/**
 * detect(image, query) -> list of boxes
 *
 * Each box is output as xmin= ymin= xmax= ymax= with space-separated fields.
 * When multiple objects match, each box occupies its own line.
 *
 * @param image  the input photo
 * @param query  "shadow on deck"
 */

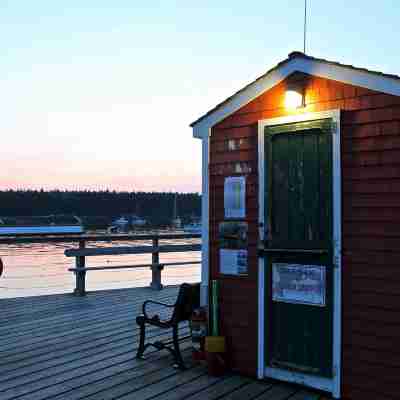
xmin=0 ymin=286 xmax=329 ymax=400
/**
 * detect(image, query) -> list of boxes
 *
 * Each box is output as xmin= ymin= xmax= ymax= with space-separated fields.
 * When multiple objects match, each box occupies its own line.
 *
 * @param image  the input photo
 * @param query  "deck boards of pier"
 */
xmin=0 ymin=286 xmax=327 ymax=400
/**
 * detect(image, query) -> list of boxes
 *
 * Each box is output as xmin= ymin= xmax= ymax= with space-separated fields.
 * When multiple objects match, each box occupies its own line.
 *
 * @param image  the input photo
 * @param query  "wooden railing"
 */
xmin=0 ymin=232 xmax=201 ymax=243
xmin=0 ymin=233 xmax=201 ymax=296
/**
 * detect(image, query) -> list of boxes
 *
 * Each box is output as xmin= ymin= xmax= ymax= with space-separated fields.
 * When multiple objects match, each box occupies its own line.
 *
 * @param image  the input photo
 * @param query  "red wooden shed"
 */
xmin=190 ymin=52 xmax=400 ymax=400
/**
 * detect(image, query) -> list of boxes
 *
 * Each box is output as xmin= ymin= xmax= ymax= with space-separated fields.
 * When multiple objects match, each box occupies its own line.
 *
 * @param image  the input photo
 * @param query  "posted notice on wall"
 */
xmin=272 ymin=263 xmax=326 ymax=307
xmin=224 ymin=176 xmax=246 ymax=219
xmin=219 ymin=249 xmax=248 ymax=275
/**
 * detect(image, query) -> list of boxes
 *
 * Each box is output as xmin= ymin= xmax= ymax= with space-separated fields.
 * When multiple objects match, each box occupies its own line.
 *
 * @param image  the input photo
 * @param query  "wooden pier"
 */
xmin=0 ymin=286 xmax=328 ymax=400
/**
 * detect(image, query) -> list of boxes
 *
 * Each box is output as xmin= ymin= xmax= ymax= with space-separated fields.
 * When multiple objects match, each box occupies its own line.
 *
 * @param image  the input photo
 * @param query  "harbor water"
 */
xmin=0 ymin=237 xmax=201 ymax=299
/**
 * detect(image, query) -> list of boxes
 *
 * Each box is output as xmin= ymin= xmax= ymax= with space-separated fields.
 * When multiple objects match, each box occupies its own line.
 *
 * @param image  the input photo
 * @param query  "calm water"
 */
xmin=0 ymin=238 xmax=201 ymax=299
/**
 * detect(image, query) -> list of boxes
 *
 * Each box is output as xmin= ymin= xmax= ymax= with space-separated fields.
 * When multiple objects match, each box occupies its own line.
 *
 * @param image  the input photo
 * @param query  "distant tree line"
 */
xmin=0 ymin=190 xmax=201 ymax=228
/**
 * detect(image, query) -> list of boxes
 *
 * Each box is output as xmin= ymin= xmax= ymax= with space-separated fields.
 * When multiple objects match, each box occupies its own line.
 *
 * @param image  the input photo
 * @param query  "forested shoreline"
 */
xmin=0 ymin=190 xmax=201 ymax=228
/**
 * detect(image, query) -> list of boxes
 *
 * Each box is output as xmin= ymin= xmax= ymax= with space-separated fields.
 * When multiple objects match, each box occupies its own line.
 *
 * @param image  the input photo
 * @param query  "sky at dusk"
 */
xmin=1 ymin=1 xmax=399 ymax=193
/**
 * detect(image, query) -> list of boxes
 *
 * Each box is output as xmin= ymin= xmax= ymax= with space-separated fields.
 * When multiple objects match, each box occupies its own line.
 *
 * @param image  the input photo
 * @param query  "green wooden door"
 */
xmin=264 ymin=119 xmax=333 ymax=377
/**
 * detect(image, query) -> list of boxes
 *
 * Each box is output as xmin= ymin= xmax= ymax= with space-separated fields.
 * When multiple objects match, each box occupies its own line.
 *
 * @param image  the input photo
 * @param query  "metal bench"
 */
xmin=136 ymin=282 xmax=200 ymax=369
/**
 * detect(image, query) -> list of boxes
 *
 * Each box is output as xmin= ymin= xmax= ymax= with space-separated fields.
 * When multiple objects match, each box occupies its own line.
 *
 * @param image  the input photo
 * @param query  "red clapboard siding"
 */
xmin=343 ymin=207 xmax=400 ymax=222
xmin=342 ymin=135 xmax=400 ymax=153
xmin=342 ymin=374 xmax=400 ymax=396
xmin=343 ymin=237 xmax=400 ymax=251
xmin=346 ymin=291 xmax=400 ymax=311
xmin=346 ymin=264 xmax=400 ymax=281
xmin=343 ymin=193 xmax=400 ymax=208
xmin=343 ymin=120 xmax=400 ymax=139
xmin=342 ymin=388 xmax=396 ymax=400
xmin=210 ymin=150 xmax=256 ymax=164
xmin=344 ymin=277 xmax=400 ymax=296
xmin=342 ymin=332 xmax=399 ymax=353
xmin=343 ymin=221 xmax=400 ymax=236
xmin=208 ymin=72 xmax=400 ymax=397
xmin=342 ymin=106 xmax=400 ymax=124
xmin=343 ymin=165 xmax=400 ymax=180
xmin=342 ymin=149 xmax=400 ymax=166
xmin=342 ymin=250 xmax=400 ymax=266
xmin=342 ymin=179 xmax=400 ymax=194
xmin=343 ymin=306 xmax=400 ymax=326
xmin=343 ymin=349 xmax=400 ymax=371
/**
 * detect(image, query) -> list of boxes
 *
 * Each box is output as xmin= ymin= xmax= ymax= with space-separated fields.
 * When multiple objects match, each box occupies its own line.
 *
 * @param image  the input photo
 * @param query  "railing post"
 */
xmin=74 ymin=239 xmax=86 ymax=296
xmin=150 ymin=236 xmax=163 ymax=290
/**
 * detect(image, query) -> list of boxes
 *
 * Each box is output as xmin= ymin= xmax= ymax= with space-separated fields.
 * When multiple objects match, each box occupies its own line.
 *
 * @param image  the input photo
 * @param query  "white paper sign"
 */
xmin=272 ymin=263 xmax=326 ymax=306
xmin=224 ymin=176 xmax=246 ymax=219
xmin=219 ymin=249 xmax=248 ymax=275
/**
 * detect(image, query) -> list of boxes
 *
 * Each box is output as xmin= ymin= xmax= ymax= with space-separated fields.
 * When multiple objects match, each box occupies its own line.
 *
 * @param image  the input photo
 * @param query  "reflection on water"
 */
xmin=0 ymin=239 xmax=201 ymax=299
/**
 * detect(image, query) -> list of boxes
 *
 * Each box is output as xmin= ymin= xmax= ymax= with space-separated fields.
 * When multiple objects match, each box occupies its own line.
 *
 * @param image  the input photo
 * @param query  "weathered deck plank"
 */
xmin=0 ymin=328 xmax=190 ymax=389
xmin=0 ymin=286 xmax=327 ymax=400
xmin=217 ymin=380 xmax=274 ymax=400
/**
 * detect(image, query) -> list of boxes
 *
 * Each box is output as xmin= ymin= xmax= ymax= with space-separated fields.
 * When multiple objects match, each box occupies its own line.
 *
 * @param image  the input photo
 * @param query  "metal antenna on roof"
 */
xmin=303 ymin=0 xmax=308 ymax=54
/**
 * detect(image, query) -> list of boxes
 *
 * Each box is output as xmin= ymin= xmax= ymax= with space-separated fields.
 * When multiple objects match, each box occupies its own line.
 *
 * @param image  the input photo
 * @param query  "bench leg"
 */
xmin=136 ymin=316 xmax=146 ymax=359
xmin=172 ymin=324 xmax=185 ymax=370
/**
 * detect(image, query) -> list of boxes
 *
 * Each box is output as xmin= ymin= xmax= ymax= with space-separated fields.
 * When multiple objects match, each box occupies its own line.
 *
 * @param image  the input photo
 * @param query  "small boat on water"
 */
xmin=108 ymin=216 xmax=129 ymax=233
xmin=0 ymin=215 xmax=84 ymax=235
xmin=108 ymin=215 xmax=147 ymax=233
xmin=131 ymin=215 xmax=147 ymax=227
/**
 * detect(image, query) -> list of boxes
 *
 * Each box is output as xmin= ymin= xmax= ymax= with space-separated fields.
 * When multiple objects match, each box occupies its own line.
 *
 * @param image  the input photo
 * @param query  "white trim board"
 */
xmin=257 ymin=258 xmax=265 ymax=379
xmin=200 ymin=133 xmax=210 ymax=307
xmin=257 ymin=118 xmax=266 ymax=379
xmin=192 ymin=55 xmax=400 ymax=139
xmin=257 ymin=110 xmax=342 ymax=399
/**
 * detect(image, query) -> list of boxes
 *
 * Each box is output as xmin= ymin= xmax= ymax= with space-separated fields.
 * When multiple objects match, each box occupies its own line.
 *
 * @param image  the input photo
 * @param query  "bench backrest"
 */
xmin=172 ymin=283 xmax=200 ymax=323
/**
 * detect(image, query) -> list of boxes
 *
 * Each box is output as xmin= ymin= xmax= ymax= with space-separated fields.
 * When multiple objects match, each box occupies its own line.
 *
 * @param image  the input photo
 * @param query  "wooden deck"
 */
xmin=0 ymin=286 xmax=328 ymax=400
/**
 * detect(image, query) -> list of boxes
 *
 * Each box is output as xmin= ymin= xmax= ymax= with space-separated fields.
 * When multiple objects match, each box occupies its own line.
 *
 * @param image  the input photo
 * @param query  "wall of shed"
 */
xmin=209 ymin=72 xmax=400 ymax=399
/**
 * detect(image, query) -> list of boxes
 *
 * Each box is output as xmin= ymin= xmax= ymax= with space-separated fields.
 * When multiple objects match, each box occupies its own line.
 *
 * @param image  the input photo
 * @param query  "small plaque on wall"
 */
xmin=272 ymin=263 xmax=326 ymax=307
xmin=224 ymin=176 xmax=246 ymax=219
xmin=219 ymin=249 xmax=248 ymax=275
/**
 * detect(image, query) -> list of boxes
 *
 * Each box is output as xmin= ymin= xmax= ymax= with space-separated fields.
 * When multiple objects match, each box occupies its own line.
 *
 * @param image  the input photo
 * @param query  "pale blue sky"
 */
xmin=1 ymin=1 xmax=399 ymax=192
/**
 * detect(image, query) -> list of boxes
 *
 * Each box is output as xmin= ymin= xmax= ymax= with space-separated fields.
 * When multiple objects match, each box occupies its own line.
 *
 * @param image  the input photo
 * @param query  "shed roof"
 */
xmin=191 ymin=52 xmax=400 ymax=138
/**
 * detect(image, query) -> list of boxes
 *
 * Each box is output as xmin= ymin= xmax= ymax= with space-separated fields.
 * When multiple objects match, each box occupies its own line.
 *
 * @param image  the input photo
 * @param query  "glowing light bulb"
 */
xmin=284 ymin=90 xmax=303 ymax=109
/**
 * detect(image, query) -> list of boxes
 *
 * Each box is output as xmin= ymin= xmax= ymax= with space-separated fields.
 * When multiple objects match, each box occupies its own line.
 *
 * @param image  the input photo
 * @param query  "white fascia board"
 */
xmin=301 ymin=57 xmax=400 ymax=98
xmin=192 ymin=57 xmax=400 ymax=139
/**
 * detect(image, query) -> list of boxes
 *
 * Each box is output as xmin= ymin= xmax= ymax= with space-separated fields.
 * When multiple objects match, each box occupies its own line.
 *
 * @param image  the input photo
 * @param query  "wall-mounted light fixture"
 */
xmin=284 ymin=80 xmax=305 ymax=109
